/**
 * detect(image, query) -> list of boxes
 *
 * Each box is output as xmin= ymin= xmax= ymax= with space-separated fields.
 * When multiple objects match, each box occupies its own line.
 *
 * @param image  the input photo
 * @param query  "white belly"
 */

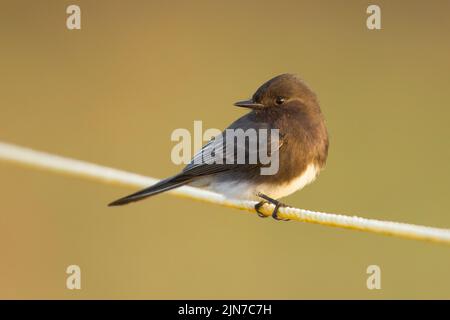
xmin=204 ymin=163 xmax=320 ymax=201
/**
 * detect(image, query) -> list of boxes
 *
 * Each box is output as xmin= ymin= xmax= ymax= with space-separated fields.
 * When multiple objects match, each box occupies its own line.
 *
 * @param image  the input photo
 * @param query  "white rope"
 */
xmin=1 ymin=141 xmax=449 ymax=245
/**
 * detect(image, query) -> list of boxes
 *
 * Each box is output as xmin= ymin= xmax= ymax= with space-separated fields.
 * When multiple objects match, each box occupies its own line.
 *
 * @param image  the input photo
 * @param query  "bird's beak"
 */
xmin=233 ymin=99 xmax=265 ymax=110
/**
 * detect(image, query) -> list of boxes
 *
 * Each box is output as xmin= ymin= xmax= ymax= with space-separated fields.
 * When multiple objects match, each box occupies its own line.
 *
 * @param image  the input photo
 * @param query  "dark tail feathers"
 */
xmin=108 ymin=175 xmax=191 ymax=206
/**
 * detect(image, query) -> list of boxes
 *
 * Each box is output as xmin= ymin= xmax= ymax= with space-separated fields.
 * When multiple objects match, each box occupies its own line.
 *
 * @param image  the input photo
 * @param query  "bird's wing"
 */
xmin=108 ymin=116 xmax=284 ymax=206
xmin=181 ymin=123 xmax=284 ymax=178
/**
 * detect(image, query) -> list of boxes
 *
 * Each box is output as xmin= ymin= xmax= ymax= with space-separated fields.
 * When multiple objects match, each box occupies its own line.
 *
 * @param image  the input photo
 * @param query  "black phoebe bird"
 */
xmin=109 ymin=74 xmax=329 ymax=220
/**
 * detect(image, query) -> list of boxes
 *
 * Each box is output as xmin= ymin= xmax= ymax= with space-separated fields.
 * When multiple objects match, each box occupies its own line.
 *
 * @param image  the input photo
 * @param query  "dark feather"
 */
xmin=108 ymin=175 xmax=191 ymax=206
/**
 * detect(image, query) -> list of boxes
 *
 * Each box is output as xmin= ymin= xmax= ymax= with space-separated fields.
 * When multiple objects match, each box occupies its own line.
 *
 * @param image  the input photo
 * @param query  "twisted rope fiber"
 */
xmin=1 ymin=142 xmax=450 ymax=245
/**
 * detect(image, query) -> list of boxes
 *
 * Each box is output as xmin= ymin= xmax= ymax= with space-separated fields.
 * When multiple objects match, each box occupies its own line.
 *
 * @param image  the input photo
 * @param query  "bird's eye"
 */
xmin=275 ymin=96 xmax=285 ymax=105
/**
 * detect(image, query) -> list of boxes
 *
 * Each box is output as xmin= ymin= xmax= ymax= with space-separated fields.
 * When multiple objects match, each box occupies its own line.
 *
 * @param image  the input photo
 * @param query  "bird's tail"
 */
xmin=108 ymin=174 xmax=191 ymax=206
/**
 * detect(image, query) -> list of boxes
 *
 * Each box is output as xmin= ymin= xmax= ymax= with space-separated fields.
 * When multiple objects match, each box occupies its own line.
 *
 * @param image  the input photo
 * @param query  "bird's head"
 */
xmin=234 ymin=73 xmax=320 ymax=113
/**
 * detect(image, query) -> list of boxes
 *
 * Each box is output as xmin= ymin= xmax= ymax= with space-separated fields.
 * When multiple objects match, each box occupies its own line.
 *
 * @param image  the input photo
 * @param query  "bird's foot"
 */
xmin=256 ymin=193 xmax=290 ymax=221
xmin=254 ymin=200 xmax=269 ymax=218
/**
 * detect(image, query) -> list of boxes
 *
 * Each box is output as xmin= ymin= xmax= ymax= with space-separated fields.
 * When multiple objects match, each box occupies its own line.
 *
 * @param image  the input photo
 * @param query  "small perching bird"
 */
xmin=109 ymin=74 xmax=329 ymax=220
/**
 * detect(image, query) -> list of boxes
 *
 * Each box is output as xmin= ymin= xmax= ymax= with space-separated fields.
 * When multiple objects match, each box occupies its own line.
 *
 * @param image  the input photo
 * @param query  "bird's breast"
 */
xmin=257 ymin=162 xmax=320 ymax=199
xmin=203 ymin=162 xmax=320 ymax=201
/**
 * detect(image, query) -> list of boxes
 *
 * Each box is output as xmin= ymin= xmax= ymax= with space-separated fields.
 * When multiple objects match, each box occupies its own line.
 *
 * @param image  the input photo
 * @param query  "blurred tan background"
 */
xmin=0 ymin=0 xmax=449 ymax=299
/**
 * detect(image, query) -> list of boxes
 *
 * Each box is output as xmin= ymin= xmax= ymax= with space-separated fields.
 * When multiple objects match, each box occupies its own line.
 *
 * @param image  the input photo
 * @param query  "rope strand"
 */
xmin=1 ymin=142 xmax=449 ymax=245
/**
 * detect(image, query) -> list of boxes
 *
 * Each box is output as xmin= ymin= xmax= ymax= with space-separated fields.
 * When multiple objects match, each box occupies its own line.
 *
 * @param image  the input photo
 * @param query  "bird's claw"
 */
xmin=255 ymin=193 xmax=290 ymax=221
xmin=254 ymin=201 xmax=269 ymax=218
xmin=271 ymin=201 xmax=289 ymax=221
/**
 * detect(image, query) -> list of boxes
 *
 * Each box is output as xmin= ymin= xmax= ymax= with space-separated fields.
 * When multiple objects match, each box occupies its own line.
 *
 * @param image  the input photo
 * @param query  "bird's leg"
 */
xmin=256 ymin=192 xmax=290 ymax=221
xmin=254 ymin=200 xmax=269 ymax=218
